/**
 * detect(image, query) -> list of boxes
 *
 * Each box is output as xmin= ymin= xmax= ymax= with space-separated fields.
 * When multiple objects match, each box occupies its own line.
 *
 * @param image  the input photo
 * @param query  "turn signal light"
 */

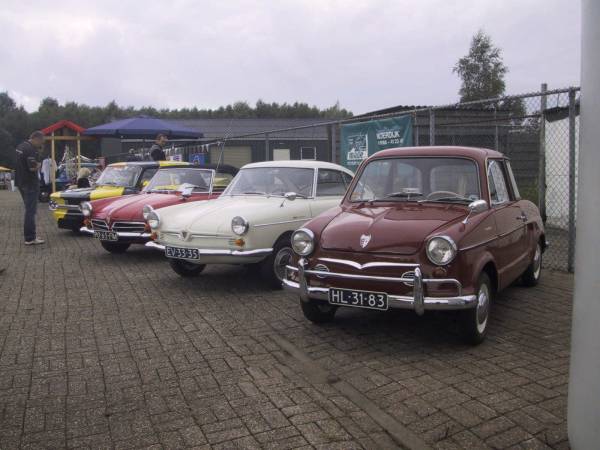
xmin=234 ymin=238 xmax=245 ymax=247
xmin=151 ymin=232 xmax=158 ymax=240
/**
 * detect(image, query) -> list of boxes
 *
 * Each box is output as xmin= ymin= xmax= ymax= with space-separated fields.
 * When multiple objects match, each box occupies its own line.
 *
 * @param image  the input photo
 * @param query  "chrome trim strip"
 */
xmin=459 ymin=235 xmax=498 ymax=252
xmin=317 ymin=258 xmax=418 ymax=270
xmin=56 ymin=204 xmax=81 ymax=211
xmin=254 ymin=218 xmax=311 ymax=228
xmin=79 ymin=227 xmax=94 ymax=235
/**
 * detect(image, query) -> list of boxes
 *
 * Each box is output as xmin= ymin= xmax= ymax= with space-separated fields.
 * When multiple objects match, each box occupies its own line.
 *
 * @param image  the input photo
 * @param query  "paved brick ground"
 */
xmin=0 ymin=191 xmax=573 ymax=449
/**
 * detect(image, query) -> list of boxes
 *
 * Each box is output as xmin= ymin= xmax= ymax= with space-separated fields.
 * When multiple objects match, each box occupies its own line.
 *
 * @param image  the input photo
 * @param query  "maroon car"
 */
xmin=80 ymin=164 xmax=238 ymax=253
xmin=284 ymin=146 xmax=545 ymax=344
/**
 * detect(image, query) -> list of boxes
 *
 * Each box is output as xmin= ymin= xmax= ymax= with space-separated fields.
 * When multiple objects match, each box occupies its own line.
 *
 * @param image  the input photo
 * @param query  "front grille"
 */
xmin=91 ymin=219 xmax=109 ymax=230
xmin=112 ymin=222 xmax=146 ymax=233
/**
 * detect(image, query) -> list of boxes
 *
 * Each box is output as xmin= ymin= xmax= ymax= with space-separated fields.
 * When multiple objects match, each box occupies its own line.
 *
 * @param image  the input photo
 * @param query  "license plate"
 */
xmin=165 ymin=246 xmax=200 ymax=260
xmin=328 ymin=288 xmax=388 ymax=311
xmin=94 ymin=230 xmax=118 ymax=241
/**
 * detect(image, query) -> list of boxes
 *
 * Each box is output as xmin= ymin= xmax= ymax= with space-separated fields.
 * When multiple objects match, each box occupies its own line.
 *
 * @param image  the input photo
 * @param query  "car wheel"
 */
xmin=300 ymin=300 xmax=338 ymax=324
xmin=460 ymin=273 xmax=492 ymax=345
xmin=260 ymin=238 xmax=293 ymax=289
xmin=71 ymin=225 xmax=81 ymax=234
xmin=100 ymin=241 xmax=131 ymax=253
xmin=168 ymin=258 xmax=205 ymax=277
xmin=521 ymin=242 xmax=542 ymax=287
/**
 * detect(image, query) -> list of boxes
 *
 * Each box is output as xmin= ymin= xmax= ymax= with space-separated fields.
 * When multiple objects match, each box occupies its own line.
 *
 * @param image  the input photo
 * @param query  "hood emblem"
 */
xmin=179 ymin=231 xmax=190 ymax=241
xmin=359 ymin=234 xmax=371 ymax=248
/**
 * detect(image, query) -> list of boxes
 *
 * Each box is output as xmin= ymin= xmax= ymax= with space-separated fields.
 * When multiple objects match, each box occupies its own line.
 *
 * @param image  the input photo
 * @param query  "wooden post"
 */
xmin=51 ymin=132 xmax=56 ymax=193
xmin=77 ymin=132 xmax=82 ymax=174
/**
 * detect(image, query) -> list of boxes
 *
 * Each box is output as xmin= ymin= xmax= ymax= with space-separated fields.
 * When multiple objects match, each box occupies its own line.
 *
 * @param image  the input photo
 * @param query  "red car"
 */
xmin=284 ymin=146 xmax=545 ymax=344
xmin=80 ymin=164 xmax=238 ymax=253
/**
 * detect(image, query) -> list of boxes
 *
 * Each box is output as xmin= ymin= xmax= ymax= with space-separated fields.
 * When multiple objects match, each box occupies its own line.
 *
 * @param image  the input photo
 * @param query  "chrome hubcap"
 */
xmin=533 ymin=244 xmax=542 ymax=279
xmin=274 ymin=247 xmax=293 ymax=282
xmin=476 ymin=284 xmax=490 ymax=334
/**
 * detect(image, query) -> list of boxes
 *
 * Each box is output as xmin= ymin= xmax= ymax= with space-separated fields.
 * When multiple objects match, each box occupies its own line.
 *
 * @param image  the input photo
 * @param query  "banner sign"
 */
xmin=340 ymin=115 xmax=413 ymax=170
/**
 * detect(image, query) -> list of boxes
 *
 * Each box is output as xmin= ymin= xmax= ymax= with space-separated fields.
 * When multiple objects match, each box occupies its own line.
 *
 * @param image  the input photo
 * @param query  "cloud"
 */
xmin=0 ymin=0 xmax=580 ymax=113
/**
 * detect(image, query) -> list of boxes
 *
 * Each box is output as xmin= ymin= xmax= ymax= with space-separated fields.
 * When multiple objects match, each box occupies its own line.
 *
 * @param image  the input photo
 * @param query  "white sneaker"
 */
xmin=24 ymin=238 xmax=45 ymax=245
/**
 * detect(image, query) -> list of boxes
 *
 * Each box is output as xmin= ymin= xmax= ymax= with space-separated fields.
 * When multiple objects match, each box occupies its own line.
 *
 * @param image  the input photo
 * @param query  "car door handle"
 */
xmin=516 ymin=213 xmax=527 ymax=222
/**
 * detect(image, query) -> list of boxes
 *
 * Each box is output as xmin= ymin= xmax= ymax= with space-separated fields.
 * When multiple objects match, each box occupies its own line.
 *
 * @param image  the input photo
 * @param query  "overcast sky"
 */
xmin=0 ymin=0 xmax=580 ymax=114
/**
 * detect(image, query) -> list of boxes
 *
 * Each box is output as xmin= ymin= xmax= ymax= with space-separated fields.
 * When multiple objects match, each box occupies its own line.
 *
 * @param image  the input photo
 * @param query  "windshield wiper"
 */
xmin=371 ymin=191 xmax=423 ymax=202
xmin=242 ymin=191 xmax=267 ymax=195
xmin=419 ymin=196 xmax=472 ymax=203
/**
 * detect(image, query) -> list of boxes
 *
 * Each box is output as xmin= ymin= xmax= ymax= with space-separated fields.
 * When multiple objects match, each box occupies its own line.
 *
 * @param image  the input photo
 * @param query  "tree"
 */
xmin=453 ymin=30 xmax=508 ymax=102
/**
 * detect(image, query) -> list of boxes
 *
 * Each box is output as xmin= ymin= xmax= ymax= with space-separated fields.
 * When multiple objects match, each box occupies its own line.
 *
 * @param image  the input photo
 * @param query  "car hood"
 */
xmin=320 ymin=203 xmax=467 ymax=255
xmin=159 ymin=195 xmax=306 ymax=235
xmin=51 ymin=185 xmax=127 ymax=202
xmin=93 ymin=192 xmax=211 ymax=222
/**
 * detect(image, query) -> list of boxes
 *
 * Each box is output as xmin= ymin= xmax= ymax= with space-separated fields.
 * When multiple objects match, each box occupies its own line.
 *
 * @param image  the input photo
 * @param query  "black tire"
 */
xmin=459 ymin=273 xmax=493 ymax=345
xmin=300 ymin=300 xmax=338 ymax=324
xmin=71 ymin=225 xmax=81 ymax=234
xmin=260 ymin=237 xmax=293 ymax=289
xmin=169 ymin=258 xmax=205 ymax=277
xmin=521 ymin=242 xmax=542 ymax=287
xmin=100 ymin=241 xmax=131 ymax=253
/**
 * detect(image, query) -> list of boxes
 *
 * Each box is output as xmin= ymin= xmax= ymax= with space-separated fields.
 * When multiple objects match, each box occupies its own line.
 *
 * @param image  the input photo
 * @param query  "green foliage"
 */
xmin=453 ymin=30 xmax=508 ymax=102
xmin=0 ymin=93 xmax=353 ymax=168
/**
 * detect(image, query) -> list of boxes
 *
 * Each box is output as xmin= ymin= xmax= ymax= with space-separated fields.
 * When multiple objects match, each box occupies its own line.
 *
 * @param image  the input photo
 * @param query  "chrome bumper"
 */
xmin=145 ymin=241 xmax=273 ymax=257
xmin=80 ymin=227 xmax=151 ymax=239
xmin=283 ymin=259 xmax=477 ymax=315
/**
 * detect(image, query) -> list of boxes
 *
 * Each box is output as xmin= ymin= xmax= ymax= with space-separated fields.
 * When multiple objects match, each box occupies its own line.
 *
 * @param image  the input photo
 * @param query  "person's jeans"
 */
xmin=18 ymin=186 xmax=39 ymax=242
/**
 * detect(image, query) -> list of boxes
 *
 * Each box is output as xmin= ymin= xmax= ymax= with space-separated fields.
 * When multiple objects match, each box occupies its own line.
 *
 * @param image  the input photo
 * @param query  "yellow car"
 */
xmin=49 ymin=160 xmax=188 ymax=231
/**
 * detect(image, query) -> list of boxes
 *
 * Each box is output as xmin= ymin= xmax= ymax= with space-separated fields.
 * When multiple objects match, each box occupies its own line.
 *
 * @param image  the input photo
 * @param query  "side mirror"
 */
xmin=284 ymin=192 xmax=297 ymax=201
xmin=463 ymin=199 xmax=488 ymax=224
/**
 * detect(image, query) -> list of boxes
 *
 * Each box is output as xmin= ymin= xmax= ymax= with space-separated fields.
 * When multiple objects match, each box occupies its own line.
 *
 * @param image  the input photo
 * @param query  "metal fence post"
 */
xmin=429 ymin=109 xmax=435 ymax=146
xmin=413 ymin=112 xmax=419 ymax=146
xmin=494 ymin=107 xmax=499 ymax=151
xmin=330 ymin=123 xmax=337 ymax=163
xmin=265 ymin=133 xmax=269 ymax=161
xmin=539 ymin=83 xmax=548 ymax=222
xmin=568 ymin=88 xmax=577 ymax=272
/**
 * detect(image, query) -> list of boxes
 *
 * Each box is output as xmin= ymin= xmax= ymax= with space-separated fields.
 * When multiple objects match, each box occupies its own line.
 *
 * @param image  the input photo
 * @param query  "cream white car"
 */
xmin=145 ymin=160 xmax=354 ymax=286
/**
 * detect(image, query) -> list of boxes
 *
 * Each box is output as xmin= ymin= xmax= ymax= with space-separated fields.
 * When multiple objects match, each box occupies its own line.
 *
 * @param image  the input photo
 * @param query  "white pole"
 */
xmin=568 ymin=1 xmax=600 ymax=447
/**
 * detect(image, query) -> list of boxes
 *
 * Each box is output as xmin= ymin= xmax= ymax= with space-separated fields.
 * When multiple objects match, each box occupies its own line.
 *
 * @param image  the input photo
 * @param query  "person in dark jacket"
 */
xmin=150 ymin=134 xmax=168 ymax=161
xmin=15 ymin=131 xmax=45 ymax=245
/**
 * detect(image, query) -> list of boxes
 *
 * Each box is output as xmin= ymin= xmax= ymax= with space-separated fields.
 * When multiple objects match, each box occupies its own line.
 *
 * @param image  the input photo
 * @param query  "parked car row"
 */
xmin=50 ymin=146 xmax=546 ymax=345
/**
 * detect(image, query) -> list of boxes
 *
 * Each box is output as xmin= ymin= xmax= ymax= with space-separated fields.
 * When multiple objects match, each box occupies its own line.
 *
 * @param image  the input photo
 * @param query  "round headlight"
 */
xmin=292 ymin=228 xmax=315 ymax=256
xmin=80 ymin=201 xmax=92 ymax=217
xmin=231 ymin=216 xmax=249 ymax=235
xmin=146 ymin=210 xmax=161 ymax=230
xmin=142 ymin=204 xmax=153 ymax=220
xmin=426 ymin=236 xmax=457 ymax=266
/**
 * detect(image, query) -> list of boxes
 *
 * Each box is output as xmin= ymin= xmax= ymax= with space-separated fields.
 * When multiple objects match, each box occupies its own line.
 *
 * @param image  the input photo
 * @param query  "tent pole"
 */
xmin=51 ymin=132 xmax=56 ymax=193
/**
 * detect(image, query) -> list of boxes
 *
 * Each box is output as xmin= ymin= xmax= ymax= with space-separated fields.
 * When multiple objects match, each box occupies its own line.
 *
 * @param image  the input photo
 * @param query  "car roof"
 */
xmin=108 ymin=161 xmax=190 ymax=168
xmin=242 ymin=159 xmax=354 ymax=174
xmin=371 ymin=146 xmax=505 ymax=162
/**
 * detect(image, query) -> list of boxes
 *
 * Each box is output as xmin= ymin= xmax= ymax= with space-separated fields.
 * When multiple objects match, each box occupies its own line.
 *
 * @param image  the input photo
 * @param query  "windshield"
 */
xmin=223 ymin=167 xmax=314 ymax=197
xmin=144 ymin=168 xmax=213 ymax=193
xmin=350 ymin=157 xmax=481 ymax=203
xmin=95 ymin=165 xmax=142 ymax=187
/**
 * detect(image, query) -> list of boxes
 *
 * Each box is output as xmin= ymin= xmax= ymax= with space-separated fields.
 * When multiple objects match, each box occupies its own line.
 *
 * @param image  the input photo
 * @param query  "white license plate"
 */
xmin=165 ymin=246 xmax=200 ymax=260
xmin=94 ymin=230 xmax=118 ymax=241
xmin=328 ymin=288 xmax=388 ymax=311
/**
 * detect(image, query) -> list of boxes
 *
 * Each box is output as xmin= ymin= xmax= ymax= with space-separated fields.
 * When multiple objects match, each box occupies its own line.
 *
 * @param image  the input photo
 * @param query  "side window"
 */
xmin=341 ymin=172 xmax=353 ymax=188
xmin=317 ymin=169 xmax=347 ymax=196
xmin=505 ymin=161 xmax=521 ymax=200
xmin=139 ymin=168 xmax=157 ymax=187
xmin=487 ymin=160 xmax=510 ymax=205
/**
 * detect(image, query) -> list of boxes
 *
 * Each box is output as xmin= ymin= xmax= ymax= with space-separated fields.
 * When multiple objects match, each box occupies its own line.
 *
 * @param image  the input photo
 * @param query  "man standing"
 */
xmin=150 ymin=133 xmax=168 ymax=161
xmin=15 ymin=131 xmax=45 ymax=245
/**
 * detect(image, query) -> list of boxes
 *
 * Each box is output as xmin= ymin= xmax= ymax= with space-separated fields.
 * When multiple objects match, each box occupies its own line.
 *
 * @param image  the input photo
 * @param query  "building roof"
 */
xmin=41 ymin=120 xmax=86 ymax=135
xmin=174 ymin=118 xmax=330 ymax=140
